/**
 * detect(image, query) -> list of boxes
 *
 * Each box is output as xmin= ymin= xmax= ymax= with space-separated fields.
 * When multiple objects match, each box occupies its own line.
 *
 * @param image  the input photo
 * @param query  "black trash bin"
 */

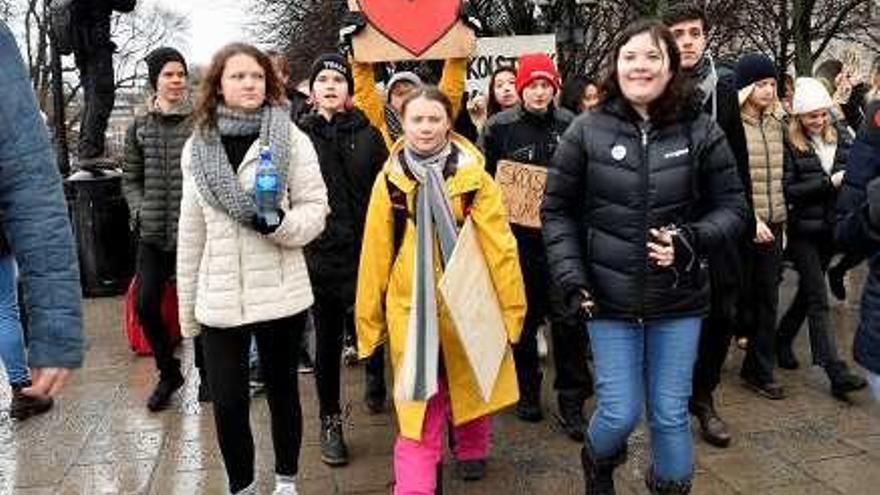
xmin=65 ymin=167 xmax=134 ymax=297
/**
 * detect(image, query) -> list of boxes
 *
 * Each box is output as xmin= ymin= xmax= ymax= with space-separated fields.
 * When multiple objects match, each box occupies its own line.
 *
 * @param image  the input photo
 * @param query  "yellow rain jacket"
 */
xmin=355 ymin=134 xmax=526 ymax=441
xmin=353 ymin=58 xmax=467 ymax=149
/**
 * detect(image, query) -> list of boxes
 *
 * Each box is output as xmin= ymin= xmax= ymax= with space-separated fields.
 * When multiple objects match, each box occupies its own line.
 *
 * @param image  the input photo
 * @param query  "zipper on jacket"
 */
xmin=759 ymin=116 xmax=774 ymax=222
xmin=639 ymin=125 xmax=650 ymax=319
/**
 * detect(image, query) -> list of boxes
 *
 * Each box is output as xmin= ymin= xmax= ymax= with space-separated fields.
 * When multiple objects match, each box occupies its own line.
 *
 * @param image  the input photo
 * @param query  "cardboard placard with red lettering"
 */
xmin=348 ymin=0 xmax=476 ymax=62
xmin=494 ymin=160 xmax=547 ymax=229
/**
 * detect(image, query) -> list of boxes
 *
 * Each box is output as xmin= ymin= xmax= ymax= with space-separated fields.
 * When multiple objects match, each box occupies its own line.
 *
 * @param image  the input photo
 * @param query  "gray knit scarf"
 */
xmin=396 ymin=141 xmax=458 ymax=402
xmin=190 ymin=104 xmax=291 ymax=227
xmin=691 ymin=53 xmax=719 ymax=121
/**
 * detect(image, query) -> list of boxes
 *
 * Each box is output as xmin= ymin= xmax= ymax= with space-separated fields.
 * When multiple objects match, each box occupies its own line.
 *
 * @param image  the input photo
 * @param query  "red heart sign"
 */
xmin=358 ymin=0 xmax=461 ymax=56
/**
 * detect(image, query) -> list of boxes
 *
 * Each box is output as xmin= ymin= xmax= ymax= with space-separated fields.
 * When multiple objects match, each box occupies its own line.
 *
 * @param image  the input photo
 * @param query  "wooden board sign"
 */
xmin=494 ymin=160 xmax=547 ymax=229
xmin=348 ymin=0 xmax=476 ymax=62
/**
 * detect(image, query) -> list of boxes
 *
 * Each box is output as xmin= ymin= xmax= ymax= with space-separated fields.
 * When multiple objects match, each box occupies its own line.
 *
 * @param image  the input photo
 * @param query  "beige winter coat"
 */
xmin=742 ymin=105 xmax=787 ymax=224
xmin=176 ymin=124 xmax=329 ymax=337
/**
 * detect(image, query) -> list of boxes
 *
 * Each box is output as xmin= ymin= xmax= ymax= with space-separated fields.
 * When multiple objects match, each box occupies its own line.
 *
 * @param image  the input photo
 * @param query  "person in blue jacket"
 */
xmin=0 ymin=20 xmax=84 ymax=398
xmin=835 ymin=100 xmax=880 ymax=400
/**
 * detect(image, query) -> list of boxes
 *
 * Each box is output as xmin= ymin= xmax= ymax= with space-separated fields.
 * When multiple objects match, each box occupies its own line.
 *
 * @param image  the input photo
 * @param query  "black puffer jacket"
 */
xmin=122 ymin=101 xmax=192 ymax=251
xmin=784 ymin=125 xmax=853 ymax=235
xmin=541 ymin=97 xmax=748 ymax=320
xmin=299 ymin=108 xmax=387 ymax=301
xmin=479 ymin=104 xmax=575 ymax=176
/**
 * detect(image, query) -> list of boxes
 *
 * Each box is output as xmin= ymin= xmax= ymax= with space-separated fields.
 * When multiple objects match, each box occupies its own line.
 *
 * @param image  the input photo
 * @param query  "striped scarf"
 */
xmin=396 ymin=141 xmax=458 ymax=402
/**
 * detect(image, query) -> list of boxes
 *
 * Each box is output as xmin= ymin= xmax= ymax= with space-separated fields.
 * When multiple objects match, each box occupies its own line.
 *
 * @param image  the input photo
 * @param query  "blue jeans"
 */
xmin=587 ymin=317 xmax=701 ymax=482
xmin=0 ymin=254 xmax=29 ymax=386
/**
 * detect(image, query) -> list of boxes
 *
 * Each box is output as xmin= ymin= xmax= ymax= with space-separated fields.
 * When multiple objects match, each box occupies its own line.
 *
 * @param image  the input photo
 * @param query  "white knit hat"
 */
xmin=792 ymin=77 xmax=834 ymax=115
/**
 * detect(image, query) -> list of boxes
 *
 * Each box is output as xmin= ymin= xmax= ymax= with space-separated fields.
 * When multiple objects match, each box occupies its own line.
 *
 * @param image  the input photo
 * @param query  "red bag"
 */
xmin=124 ymin=277 xmax=182 ymax=356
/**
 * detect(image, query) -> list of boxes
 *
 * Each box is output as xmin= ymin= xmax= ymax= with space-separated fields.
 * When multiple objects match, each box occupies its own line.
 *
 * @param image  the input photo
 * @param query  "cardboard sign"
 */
xmin=495 ymin=160 xmax=547 ymax=229
xmin=349 ymin=0 xmax=476 ymax=62
xmin=439 ymin=218 xmax=508 ymax=402
xmin=466 ymin=35 xmax=557 ymax=100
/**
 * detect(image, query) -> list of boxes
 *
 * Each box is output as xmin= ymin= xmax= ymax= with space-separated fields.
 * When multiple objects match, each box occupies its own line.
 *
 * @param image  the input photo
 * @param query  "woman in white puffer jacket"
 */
xmin=176 ymin=42 xmax=328 ymax=495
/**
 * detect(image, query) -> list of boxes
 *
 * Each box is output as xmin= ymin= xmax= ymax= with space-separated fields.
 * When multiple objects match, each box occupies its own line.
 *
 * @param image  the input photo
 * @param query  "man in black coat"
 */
xmin=54 ymin=0 xmax=137 ymax=163
xmin=664 ymin=3 xmax=750 ymax=449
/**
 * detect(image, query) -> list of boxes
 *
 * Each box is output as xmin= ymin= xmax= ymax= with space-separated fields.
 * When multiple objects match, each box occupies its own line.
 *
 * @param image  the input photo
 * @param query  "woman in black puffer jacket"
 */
xmin=541 ymin=20 xmax=747 ymax=495
xmin=776 ymin=77 xmax=867 ymax=398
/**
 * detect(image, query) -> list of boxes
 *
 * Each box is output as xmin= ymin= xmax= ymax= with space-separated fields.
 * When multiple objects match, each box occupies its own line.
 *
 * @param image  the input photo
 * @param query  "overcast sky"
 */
xmin=153 ymin=0 xmax=254 ymax=65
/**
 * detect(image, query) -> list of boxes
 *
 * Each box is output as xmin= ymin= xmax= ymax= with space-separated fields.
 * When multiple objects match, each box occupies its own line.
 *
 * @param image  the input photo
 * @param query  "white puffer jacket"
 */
xmin=176 ymin=124 xmax=329 ymax=337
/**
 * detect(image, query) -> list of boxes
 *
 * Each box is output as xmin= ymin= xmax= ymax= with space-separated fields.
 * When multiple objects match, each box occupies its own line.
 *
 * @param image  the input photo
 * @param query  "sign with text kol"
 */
xmin=466 ymin=35 xmax=557 ymax=99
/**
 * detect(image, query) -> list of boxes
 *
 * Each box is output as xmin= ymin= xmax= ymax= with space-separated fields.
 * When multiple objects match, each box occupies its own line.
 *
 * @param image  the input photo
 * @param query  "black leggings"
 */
xmin=135 ymin=242 xmax=179 ymax=380
xmin=313 ymin=292 xmax=351 ymax=417
xmin=201 ymin=313 xmax=305 ymax=493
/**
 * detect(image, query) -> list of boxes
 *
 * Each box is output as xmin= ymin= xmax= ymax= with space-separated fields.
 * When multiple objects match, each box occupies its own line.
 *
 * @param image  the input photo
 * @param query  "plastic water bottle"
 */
xmin=254 ymin=146 xmax=281 ymax=228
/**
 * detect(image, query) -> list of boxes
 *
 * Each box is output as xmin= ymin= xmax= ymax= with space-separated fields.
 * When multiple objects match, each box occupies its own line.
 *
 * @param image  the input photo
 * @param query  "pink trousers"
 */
xmin=393 ymin=380 xmax=492 ymax=495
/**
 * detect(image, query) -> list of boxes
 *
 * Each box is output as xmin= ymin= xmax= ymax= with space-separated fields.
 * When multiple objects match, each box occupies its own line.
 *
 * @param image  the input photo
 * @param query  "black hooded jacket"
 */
xmin=298 ymin=108 xmax=388 ymax=301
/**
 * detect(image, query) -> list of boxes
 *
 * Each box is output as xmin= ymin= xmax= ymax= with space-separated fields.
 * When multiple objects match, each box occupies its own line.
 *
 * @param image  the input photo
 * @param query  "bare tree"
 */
xmin=0 ymin=0 xmax=14 ymax=21
xmin=730 ymin=0 xmax=878 ymax=76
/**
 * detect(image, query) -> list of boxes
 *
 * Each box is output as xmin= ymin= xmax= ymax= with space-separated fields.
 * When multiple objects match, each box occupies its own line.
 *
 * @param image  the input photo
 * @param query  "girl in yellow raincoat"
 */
xmin=355 ymin=87 xmax=525 ymax=494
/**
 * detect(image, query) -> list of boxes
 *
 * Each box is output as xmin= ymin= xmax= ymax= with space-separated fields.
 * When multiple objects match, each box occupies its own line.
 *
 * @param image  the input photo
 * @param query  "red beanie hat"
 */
xmin=515 ymin=53 xmax=561 ymax=97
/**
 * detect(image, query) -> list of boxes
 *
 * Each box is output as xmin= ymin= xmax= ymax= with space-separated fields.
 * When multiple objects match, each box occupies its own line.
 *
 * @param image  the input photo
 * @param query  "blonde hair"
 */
xmin=788 ymin=113 xmax=837 ymax=153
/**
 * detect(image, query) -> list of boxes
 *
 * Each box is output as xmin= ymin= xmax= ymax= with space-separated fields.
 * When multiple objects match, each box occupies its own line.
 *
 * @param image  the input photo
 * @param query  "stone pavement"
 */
xmin=2 ymin=270 xmax=880 ymax=495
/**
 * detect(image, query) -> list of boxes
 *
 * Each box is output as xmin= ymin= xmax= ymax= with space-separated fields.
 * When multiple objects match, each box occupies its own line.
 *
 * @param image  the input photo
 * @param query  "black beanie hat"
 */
xmin=145 ymin=47 xmax=187 ymax=90
xmin=735 ymin=53 xmax=777 ymax=90
xmin=309 ymin=53 xmax=354 ymax=94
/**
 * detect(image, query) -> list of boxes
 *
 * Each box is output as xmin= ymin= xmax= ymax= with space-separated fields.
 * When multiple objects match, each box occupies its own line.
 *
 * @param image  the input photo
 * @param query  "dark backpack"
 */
xmin=385 ymin=176 xmax=476 ymax=258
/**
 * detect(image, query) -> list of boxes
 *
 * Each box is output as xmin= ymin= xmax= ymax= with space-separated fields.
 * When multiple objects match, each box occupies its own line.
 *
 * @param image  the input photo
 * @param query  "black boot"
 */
xmin=10 ymin=384 xmax=53 ymax=420
xmin=827 ymin=361 xmax=868 ymax=400
xmin=147 ymin=363 xmax=184 ymax=412
xmin=557 ymin=390 xmax=587 ymax=442
xmin=581 ymin=438 xmax=627 ymax=495
xmin=455 ymin=459 xmax=487 ymax=481
xmin=516 ymin=372 xmax=543 ymax=422
xmin=320 ymin=414 xmax=350 ymax=466
xmin=689 ymin=394 xmax=731 ymax=448
xmin=645 ymin=469 xmax=692 ymax=495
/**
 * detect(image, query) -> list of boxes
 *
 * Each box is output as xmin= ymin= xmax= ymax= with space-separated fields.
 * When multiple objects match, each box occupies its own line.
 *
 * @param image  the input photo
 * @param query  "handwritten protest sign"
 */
xmin=439 ymin=218 xmax=508 ymax=402
xmin=495 ymin=160 xmax=547 ymax=229
xmin=348 ymin=0 xmax=476 ymax=62
xmin=466 ymin=35 xmax=557 ymax=100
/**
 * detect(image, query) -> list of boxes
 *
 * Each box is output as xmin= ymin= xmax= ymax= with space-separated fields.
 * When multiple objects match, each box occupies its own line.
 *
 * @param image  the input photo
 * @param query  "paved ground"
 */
xmin=2 ymin=268 xmax=880 ymax=495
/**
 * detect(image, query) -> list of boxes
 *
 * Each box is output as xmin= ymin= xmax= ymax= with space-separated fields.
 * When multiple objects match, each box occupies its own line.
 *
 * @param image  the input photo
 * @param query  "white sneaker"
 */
xmin=272 ymin=475 xmax=299 ymax=495
xmin=233 ymin=481 xmax=257 ymax=495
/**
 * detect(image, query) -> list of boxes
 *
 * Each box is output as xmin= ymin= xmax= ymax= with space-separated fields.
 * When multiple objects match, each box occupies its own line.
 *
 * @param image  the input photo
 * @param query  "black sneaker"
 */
xmin=147 ymin=373 xmax=184 ymax=412
xmin=320 ymin=414 xmax=350 ymax=466
xmin=556 ymin=392 xmax=586 ymax=442
xmin=829 ymin=368 xmax=868 ymax=400
xmin=455 ymin=459 xmax=487 ymax=482
xmin=740 ymin=373 xmax=785 ymax=400
xmin=10 ymin=389 xmax=53 ymax=420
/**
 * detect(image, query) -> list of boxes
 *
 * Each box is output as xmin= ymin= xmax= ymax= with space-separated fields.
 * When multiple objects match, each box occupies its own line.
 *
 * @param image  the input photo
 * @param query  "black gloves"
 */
xmin=566 ymin=288 xmax=597 ymax=322
xmin=460 ymin=1 xmax=484 ymax=33
xmin=338 ymin=10 xmax=367 ymax=56
xmin=252 ymin=209 xmax=285 ymax=236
